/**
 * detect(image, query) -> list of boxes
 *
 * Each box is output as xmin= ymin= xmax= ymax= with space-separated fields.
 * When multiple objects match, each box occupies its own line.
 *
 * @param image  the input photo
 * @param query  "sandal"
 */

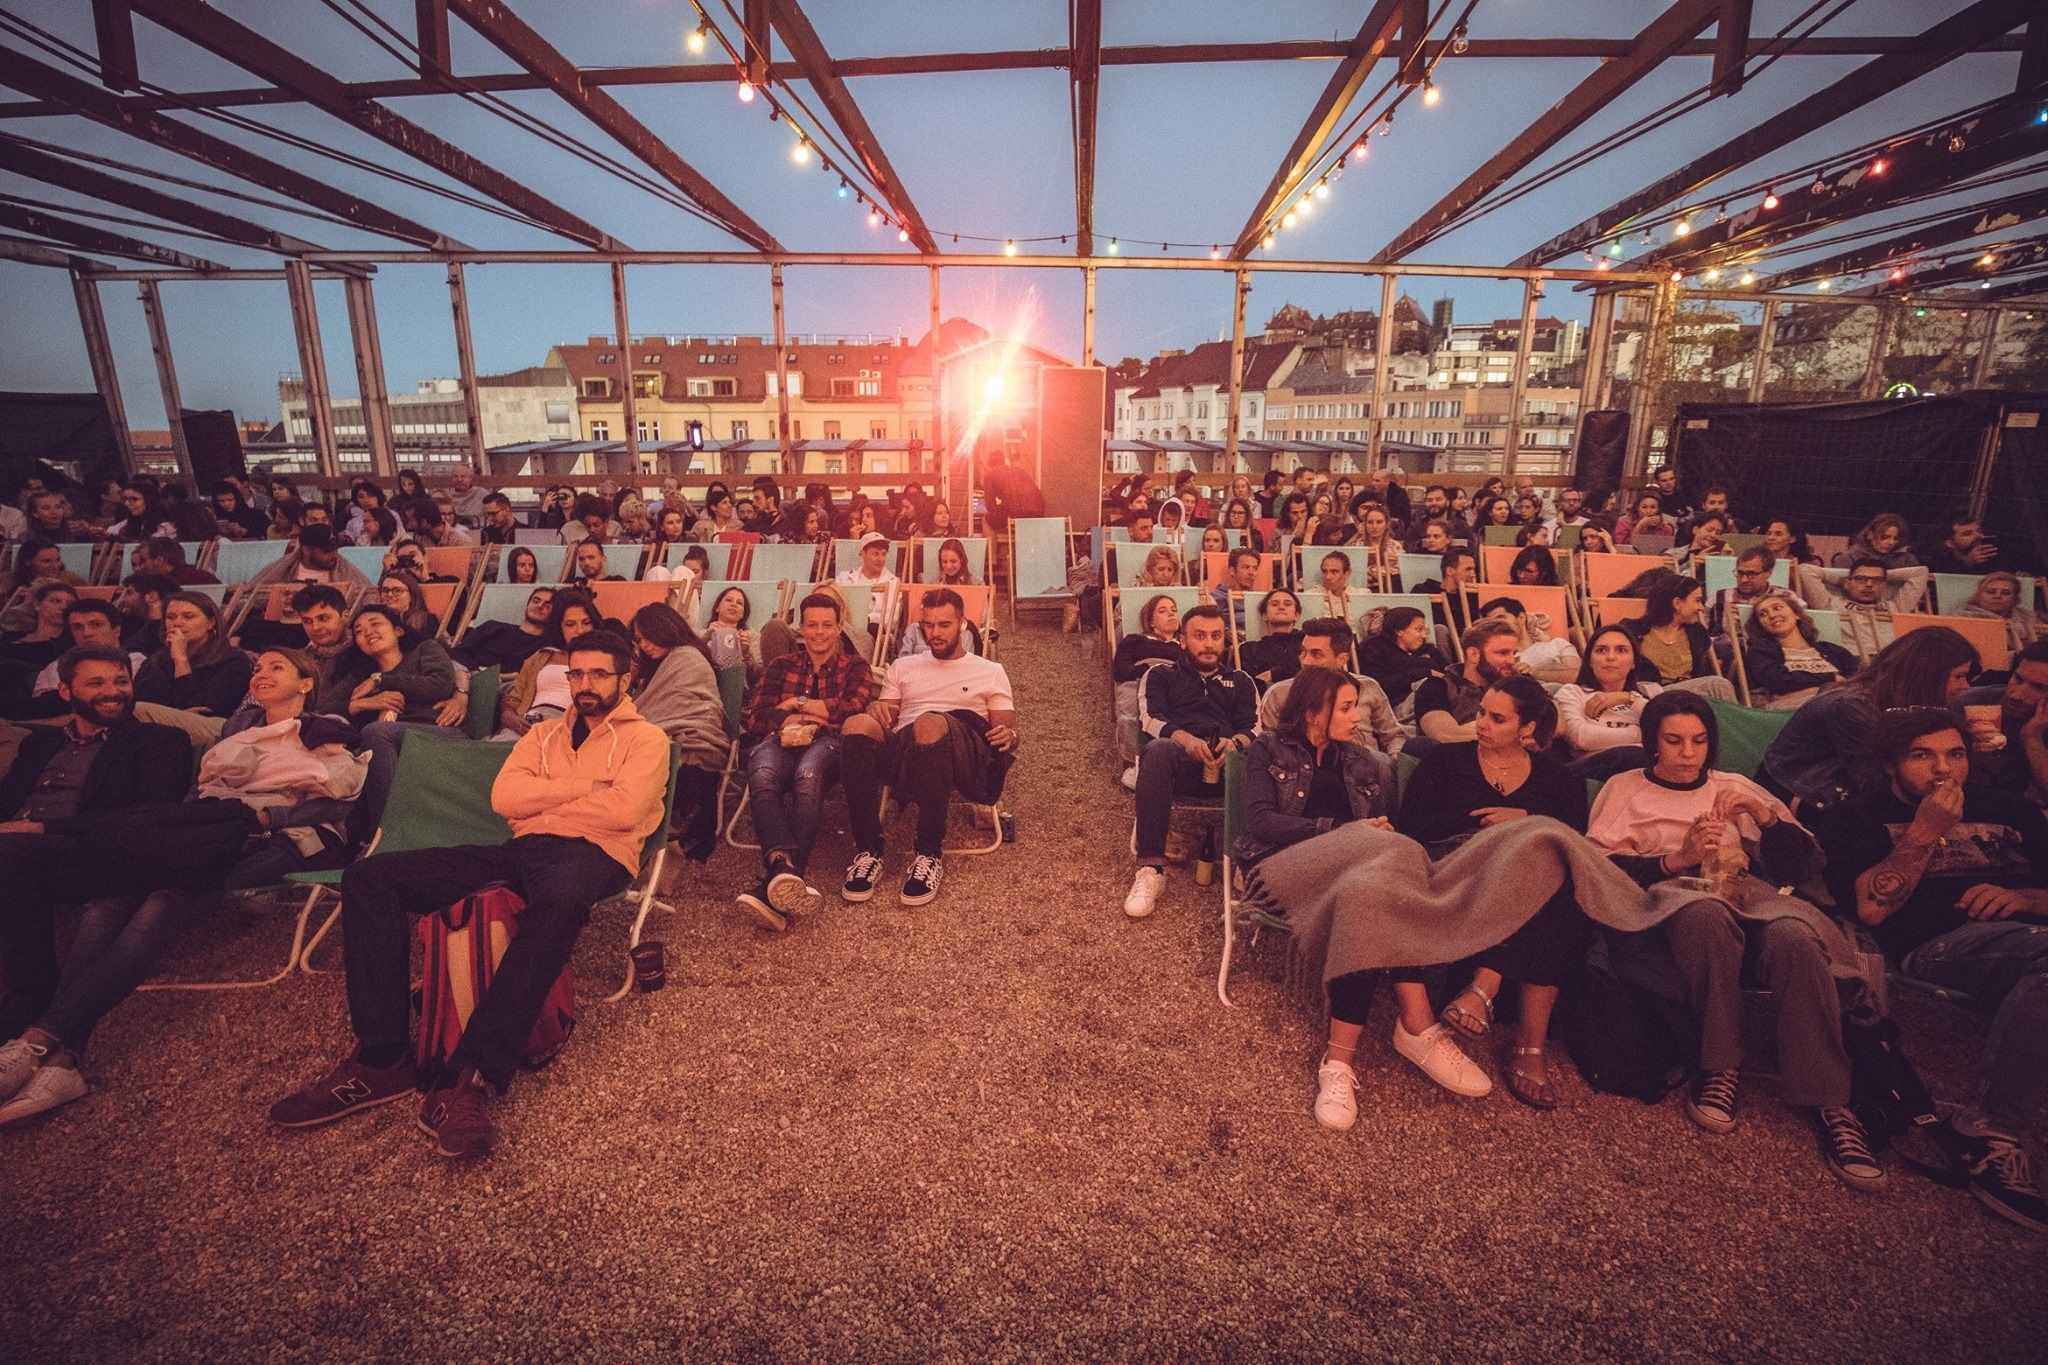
xmin=1504 ymin=1045 xmax=1559 ymax=1111
xmin=1439 ymin=981 xmax=1495 ymax=1039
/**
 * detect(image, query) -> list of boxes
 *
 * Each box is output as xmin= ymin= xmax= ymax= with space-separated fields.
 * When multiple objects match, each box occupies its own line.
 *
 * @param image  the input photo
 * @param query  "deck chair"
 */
xmin=749 ymin=541 xmax=825 ymax=585
xmin=715 ymin=530 xmax=763 ymax=578
xmin=1109 ymin=539 xmax=1180 ymax=588
xmin=586 ymin=579 xmax=677 ymax=626
xmin=1117 ymin=585 xmax=1204 ymax=640
xmin=1296 ymin=544 xmax=1381 ymax=596
xmin=424 ymin=545 xmax=483 ymax=587
xmin=1697 ymin=554 xmax=1790 ymax=598
xmin=1482 ymin=525 xmax=1521 ymax=547
xmin=1007 ymin=516 xmax=1074 ymax=619
xmin=906 ymin=536 xmax=990 ymax=584
xmin=1929 ymin=572 xmax=2039 ymax=615
xmin=684 ymin=579 xmax=788 ymax=633
xmin=1217 ymin=749 xmax=1289 ymax=1007
xmin=1706 ymin=701 xmax=1794 ymax=781
xmin=1581 ymin=551 xmax=1666 ymax=600
xmin=339 ymin=545 xmax=387 ymax=581
xmin=1200 ymin=551 xmax=1277 ymax=591
xmin=901 ymin=583 xmax=998 ymax=659
xmin=1481 ymin=544 xmax=1572 ymax=587
xmin=1593 ymin=596 xmax=1648 ymax=626
xmin=657 ymin=541 xmax=733 ymax=578
xmin=1230 ymin=589 xmax=1289 ymax=671
xmin=521 ymin=543 xmax=571 ymax=582
xmin=213 ymin=539 xmax=287 ymax=585
xmin=1397 ymin=552 xmax=1442 ymax=592
xmin=595 ymin=542 xmax=647 ymax=580
xmin=417 ymin=579 xmax=465 ymax=637
xmin=455 ymin=582 xmax=552 ymax=639
xmin=107 ymin=540 xmax=210 ymax=583
xmin=1890 ymin=612 xmax=2012 ymax=672
xmin=716 ymin=664 xmax=762 ymax=852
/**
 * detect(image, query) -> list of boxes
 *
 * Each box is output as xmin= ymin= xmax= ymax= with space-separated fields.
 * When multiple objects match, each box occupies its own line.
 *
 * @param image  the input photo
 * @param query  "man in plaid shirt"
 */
xmin=736 ymin=592 xmax=875 ymax=930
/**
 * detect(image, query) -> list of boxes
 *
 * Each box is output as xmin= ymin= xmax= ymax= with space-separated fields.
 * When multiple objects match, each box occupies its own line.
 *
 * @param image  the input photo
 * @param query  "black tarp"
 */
xmin=1668 ymin=391 xmax=2048 ymax=572
xmin=0 ymin=390 xmax=119 ymax=492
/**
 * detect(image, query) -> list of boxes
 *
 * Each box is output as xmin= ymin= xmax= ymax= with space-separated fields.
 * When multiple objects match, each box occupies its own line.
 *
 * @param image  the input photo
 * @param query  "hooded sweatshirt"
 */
xmin=491 ymin=694 xmax=670 ymax=876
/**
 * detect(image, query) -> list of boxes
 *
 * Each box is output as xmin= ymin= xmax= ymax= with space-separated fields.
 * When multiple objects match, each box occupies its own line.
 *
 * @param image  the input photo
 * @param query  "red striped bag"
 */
xmin=414 ymin=884 xmax=576 ymax=1087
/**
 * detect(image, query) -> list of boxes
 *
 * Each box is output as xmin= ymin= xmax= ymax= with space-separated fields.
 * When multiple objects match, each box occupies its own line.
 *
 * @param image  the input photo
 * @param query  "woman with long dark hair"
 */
xmin=376 ymin=569 xmax=438 ymax=638
xmin=1509 ymin=544 xmax=1560 ymax=587
xmin=628 ymin=601 xmax=727 ymax=860
xmin=1222 ymin=496 xmax=1265 ymax=554
xmin=133 ymin=590 xmax=252 ymax=720
xmin=497 ymin=591 xmax=598 ymax=737
xmin=1354 ymin=605 xmax=1447 ymax=713
xmin=210 ymin=480 xmax=268 ymax=540
xmin=1622 ymin=573 xmax=1715 ymax=684
xmin=1553 ymin=625 xmax=1664 ymax=777
xmin=108 ymin=481 xmax=177 ymax=543
xmin=503 ymin=546 xmax=542 ymax=586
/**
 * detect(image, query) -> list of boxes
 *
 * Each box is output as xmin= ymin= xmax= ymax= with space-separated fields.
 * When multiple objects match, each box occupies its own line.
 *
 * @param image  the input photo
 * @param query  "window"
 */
xmin=831 ymin=378 xmax=856 ymax=397
xmin=687 ymin=378 xmax=737 ymax=397
xmin=589 ymin=421 xmax=609 ymax=440
xmin=823 ymin=458 xmax=843 ymax=474
xmin=641 ymin=353 xmax=661 ymax=364
xmin=597 ymin=352 xmax=615 ymax=364
xmin=823 ymin=420 xmax=842 ymax=439
xmin=857 ymin=379 xmax=879 ymax=397
xmin=907 ymin=420 xmax=923 ymax=439
xmin=636 ymin=420 xmax=660 ymax=442
xmin=633 ymin=374 xmax=662 ymax=399
xmin=581 ymin=378 xmax=611 ymax=398
xmin=870 ymin=422 xmax=887 ymax=439
xmin=827 ymin=352 xmax=844 ymax=363
xmin=729 ymin=421 xmax=749 ymax=440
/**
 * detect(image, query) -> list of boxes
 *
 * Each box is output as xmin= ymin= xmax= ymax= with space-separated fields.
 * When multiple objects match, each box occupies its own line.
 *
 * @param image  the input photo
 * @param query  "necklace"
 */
xmin=1478 ymin=746 xmax=1525 ymax=794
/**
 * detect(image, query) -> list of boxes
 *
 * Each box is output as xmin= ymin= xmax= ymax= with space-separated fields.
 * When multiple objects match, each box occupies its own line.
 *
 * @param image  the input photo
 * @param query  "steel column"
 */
xmin=1082 ymin=265 xmax=1097 ymax=366
xmin=136 ymin=280 xmax=190 ymax=481
xmin=1624 ymin=284 xmax=1675 ymax=480
xmin=1224 ymin=269 xmax=1248 ymax=471
xmin=71 ymin=272 xmax=135 ymax=474
xmin=1972 ymin=307 xmax=2006 ymax=389
xmin=1861 ymin=302 xmax=1897 ymax=399
xmin=1369 ymin=272 xmax=1396 ymax=471
xmin=284 ymin=261 xmax=339 ymax=478
xmin=928 ymin=264 xmax=943 ymax=483
xmin=611 ymin=262 xmax=640 ymax=474
xmin=1502 ymin=278 xmax=1542 ymax=479
xmin=447 ymin=263 xmax=487 ymax=474
xmin=1580 ymin=290 xmax=1615 ymax=421
xmin=1748 ymin=298 xmax=1779 ymax=404
xmin=771 ymin=264 xmax=791 ymax=475
xmin=343 ymin=276 xmax=398 ymax=479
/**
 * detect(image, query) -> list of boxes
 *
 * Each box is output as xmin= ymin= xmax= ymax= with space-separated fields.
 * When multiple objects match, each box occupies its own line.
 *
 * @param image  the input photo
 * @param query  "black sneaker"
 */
xmin=735 ymin=883 xmax=788 ymax=933
xmin=841 ymin=851 xmax=883 ymax=903
xmin=1955 ymin=1125 xmax=2046 ymax=1233
xmin=269 ymin=1049 xmax=419 ymax=1130
xmin=417 ymin=1067 xmax=496 ymax=1160
xmin=765 ymin=868 xmax=819 ymax=919
xmin=1685 ymin=1068 xmax=1739 ymax=1135
xmin=899 ymin=853 xmax=943 ymax=907
xmin=1816 ymin=1107 xmax=1885 ymax=1191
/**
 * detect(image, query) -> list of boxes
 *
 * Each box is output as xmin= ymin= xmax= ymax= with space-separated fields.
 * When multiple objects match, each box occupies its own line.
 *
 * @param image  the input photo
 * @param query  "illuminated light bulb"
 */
xmin=1451 ymin=24 xmax=1470 ymax=54
xmin=1981 ymin=253 xmax=1997 ymax=267
xmin=1295 ymin=196 xmax=1312 ymax=219
xmin=1889 ymin=267 xmax=1906 ymax=282
xmin=1870 ymin=157 xmax=1888 ymax=175
xmin=1669 ymin=271 xmax=1683 ymax=283
xmin=1314 ymin=180 xmax=1331 ymax=200
xmin=1209 ymin=245 xmax=1220 ymax=260
xmin=1608 ymin=240 xmax=1624 ymax=257
xmin=1816 ymin=279 xmax=1831 ymax=291
xmin=1262 ymin=233 xmax=1276 ymax=251
xmin=1351 ymin=140 xmax=1368 ymax=163
xmin=897 ymin=228 xmax=909 ymax=243
xmin=736 ymin=80 xmax=755 ymax=103
xmin=1282 ymin=210 xmax=1298 ymax=230
xmin=1107 ymin=238 xmax=1120 ymax=254
xmin=866 ymin=208 xmax=881 ymax=228
xmin=1981 ymin=281 xmax=1993 ymax=289
xmin=1704 ymin=267 xmax=1722 ymax=282
xmin=1377 ymin=114 xmax=1392 ymax=136
xmin=1595 ymin=258 xmax=1613 ymax=271
xmin=790 ymin=137 xmax=811 ymax=165
xmin=1811 ymin=174 xmax=1827 ymax=194
xmin=1422 ymin=79 xmax=1440 ymax=108
xmin=836 ymin=179 xmax=849 ymax=199
xmin=686 ymin=23 xmax=707 ymax=56
xmin=1738 ymin=271 xmax=1756 ymax=286
xmin=1673 ymin=218 xmax=1691 ymax=237
xmin=1003 ymin=238 xmax=1017 ymax=256
xmin=1761 ymin=188 xmax=1779 ymax=210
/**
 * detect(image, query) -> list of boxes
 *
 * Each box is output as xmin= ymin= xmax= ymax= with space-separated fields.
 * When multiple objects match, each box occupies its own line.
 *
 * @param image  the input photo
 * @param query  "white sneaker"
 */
xmin=1314 ymin=1058 xmax=1359 ymax=1131
xmin=0 ymin=1035 xmax=48 ymax=1103
xmin=1392 ymin=1021 xmax=1492 ymax=1098
xmin=0 ymin=1061 xmax=88 ymax=1128
xmin=1122 ymin=866 xmax=1167 ymax=919
xmin=1120 ymin=762 xmax=1138 ymax=793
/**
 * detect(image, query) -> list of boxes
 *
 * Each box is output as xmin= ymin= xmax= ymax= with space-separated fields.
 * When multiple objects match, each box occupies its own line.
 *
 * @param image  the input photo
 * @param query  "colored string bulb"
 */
xmin=737 ymin=80 xmax=755 ymax=103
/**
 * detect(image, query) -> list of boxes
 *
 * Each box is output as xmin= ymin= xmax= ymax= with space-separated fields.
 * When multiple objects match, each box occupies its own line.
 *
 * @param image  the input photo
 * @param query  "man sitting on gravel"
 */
xmin=838 ymin=589 xmax=1017 ymax=909
xmin=269 ymin=629 xmax=669 ymax=1159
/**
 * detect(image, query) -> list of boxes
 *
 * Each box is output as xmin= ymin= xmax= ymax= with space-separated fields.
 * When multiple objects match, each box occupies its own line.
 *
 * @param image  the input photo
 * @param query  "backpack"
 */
xmin=1844 ymin=1013 xmax=1940 ymax=1152
xmin=1559 ymin=957 xmax=1690 ymax=1103
xmin=414 ymin=884 xmax=576 ymax=1088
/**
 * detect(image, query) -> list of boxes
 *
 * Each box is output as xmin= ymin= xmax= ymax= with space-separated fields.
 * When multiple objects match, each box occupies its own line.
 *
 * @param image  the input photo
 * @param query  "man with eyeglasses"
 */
xmin=1705 ymin=546 xmax=1802 ymax=639
xmin=270 ymin=628 xmax=670 ymax=1160
xmin=1796 ymin=551 xmax=1929 ymax=657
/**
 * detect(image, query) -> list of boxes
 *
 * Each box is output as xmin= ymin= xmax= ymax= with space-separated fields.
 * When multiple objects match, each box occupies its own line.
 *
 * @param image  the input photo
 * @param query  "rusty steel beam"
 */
xmin=744 ymin=0 xmax=772 ymax=88
xmin=1628 ymin=96 xmax=2048 ymax=276
xmin=0 ymin=235 xmax=100 ymax=269
xmin=1512 ymin=0 xmax=2042 ymax=267
xmin=137 ymin=280 xmax=192 ymax=479
xmin=72 ymin=272 xmax=135 ymax=472
xmin=2021 ymin=15 xmax=2048 ymax=93
xmin=0 ymin=139 xmax=340 ymax=258
xmin=1712 ymin=0 xmax=1754 ymax=97
xmin=1379 ymin=0 xmax=1722 ymax=262
xmin=1752 ymin=187 xmax=2048 ymax=291
xmin=415 ymin=0 xmax=453 ymax=80
xmin=445 ymin=0 xmax=778 ymax=252
xmin=123 ymin=0 xmax=622 ymax=250
xmin=0 ymin=34 xmax=2034 ymax=120
xmin=1070 ymin=0 xmax=1101 ymax=257
xmin=91 ymin=0 xmax=139 ymax=93
xmin=1855 ymin=234 xmax=2048 ymax=296
xmin=0 ymin=49 xmax=465 ymax=249
xmin=1229 ymin=0 xmax=1406 ymax=259
xmin=0 ymin=201 xmax=226 ymax=271
xmin=770 ymin=0 xmax=935 ymax=253
xmin=1954 ymin=270 xmax=2048 ymax=302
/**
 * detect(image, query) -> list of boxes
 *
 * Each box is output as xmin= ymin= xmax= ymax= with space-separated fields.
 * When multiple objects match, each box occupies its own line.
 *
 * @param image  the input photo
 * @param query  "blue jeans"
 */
xmin=1900 ymin=918 xmax=2048 ymax=1120
xmin=41 ymin=893 xmax=202 ymax=1052
xmin=744 ymin=734 xmax=841 ymax=873
xmin=355 ymin=720 xmax=463 ymax=836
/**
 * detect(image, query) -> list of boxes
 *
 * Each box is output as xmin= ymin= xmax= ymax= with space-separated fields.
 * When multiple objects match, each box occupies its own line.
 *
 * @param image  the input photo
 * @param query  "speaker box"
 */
xmin=178 ymin=408 xmax=245 ymax=488
xmin=1035 ymin=365 xmax=1107 ymax=528
xmin=1574 ymin=408 xmax=1630 ymax=494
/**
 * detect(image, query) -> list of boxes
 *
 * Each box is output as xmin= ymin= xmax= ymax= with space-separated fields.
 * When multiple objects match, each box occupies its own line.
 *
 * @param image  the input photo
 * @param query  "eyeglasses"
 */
xmin=565 ymin=668 xmax=617 ymax=683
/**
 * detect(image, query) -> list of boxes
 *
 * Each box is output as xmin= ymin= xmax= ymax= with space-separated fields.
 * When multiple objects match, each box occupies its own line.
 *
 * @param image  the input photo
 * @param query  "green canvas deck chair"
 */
xmin=1217 ymin=749 xmax=1291 ymax=1007
xmin=1008 ymin=515 xmax=1073 ymax=620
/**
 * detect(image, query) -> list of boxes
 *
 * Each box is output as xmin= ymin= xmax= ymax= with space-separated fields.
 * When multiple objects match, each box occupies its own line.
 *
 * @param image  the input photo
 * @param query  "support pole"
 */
xmin=611 ymin=261 xmax=640 ymax=476
xmin=1748 ymin=298 xmax=1779 ymax=404
xmin=137 ymin=280 xmax=191 ymax=482
xmin=928 ymin=263 xmax=942 ymax=482
xmin=447 ymin=262 xmax=487 ymax=474
xmin=1368 ymin=271 xmax=1396 ymax=472
xmin=1082 ymin=264 xmax=1097 ymax=367
xmin=285 ymin=261 xmax=339 ymax=478
xmin=1579 ymin=290 xmax=1615 ymax=428
xmin=1624 ymin=285 xmax=1674 ymax=481
xmin=1502 ymin=277 xmax=1541 ymax=479
xmin=771 ymin=263 xmax=791 ymax=476
xmin=1224 ymin=269 xmax=1249 ymax=474
xmin=72 ymin=272 xmax=134 ymax=473
xmin=1971 ymin=307 xmax=2005 ymax=389
xmin=1860 ymin=301 xmax=1896 ymax=399
xmin=343 ymin=275 xmax=397 ymax=479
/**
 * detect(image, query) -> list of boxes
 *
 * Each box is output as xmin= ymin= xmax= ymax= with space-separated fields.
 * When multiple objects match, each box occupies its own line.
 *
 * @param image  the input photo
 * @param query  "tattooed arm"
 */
xmin=1852 ymin=781 xmax=1963 ymax=927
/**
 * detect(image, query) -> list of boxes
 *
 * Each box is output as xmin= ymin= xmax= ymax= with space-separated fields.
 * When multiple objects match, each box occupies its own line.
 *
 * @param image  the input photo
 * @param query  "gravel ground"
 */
xmin=3 ymin=620 xmax=2045 ymax=1362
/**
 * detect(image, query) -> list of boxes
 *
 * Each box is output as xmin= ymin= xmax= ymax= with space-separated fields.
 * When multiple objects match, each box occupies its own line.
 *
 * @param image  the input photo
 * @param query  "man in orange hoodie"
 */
xmin=269 ymin=629 xmax=669 ymax=1158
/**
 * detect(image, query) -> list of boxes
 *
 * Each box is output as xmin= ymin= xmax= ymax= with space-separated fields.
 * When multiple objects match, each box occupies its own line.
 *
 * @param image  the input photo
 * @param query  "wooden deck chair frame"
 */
xmin=1722 ymin=595 xmax=1754 ymax=706
xmin=225 ymin=579 xmax=366 ymax=640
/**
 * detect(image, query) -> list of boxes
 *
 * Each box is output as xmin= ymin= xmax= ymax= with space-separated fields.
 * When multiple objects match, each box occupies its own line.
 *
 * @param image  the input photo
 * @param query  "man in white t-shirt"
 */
xmin=834 ymin=531 xmax=900 ymax=630
xmin=838 ymin=588 xmax=1018 ymax=908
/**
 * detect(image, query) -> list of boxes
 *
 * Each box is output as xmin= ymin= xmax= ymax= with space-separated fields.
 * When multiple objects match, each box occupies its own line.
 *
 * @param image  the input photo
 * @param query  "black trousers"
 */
xmin=340 ymin=835 xmax=630 ymax=1090
xmin=1329 ymin=889 xmax=1591 ymax=1026
xmin=0 ymin=834 xmax=161 ymax=1036
xmin=843 ymin=713 xmax=1005 ymax=859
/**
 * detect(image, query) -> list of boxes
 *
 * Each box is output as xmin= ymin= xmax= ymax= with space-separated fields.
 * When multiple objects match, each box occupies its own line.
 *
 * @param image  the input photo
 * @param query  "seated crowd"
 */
xmin=3 ymin=465 xmax=2045 ymax=1241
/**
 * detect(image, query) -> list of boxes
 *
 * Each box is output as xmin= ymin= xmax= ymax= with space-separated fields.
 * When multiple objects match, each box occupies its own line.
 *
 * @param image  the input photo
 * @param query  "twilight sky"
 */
xmin=0 ymin=0 xmax=2025 ymax=428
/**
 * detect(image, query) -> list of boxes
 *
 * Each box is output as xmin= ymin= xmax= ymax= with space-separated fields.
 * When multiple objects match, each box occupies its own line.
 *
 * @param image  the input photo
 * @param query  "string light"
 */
xmin=1262 ymin=233 xmax=1276 ymax=251
xmin=1607 ymin=240 xmax=1624 ymax=257
xmin=1295 ymin=196 xmax=1313 ymax=219
xmin=897 ymin=228 xmax=909 ymax=243
xmin=866 ymin=208 xmax=881 ymax=228
xmin=1669 ymin=270 xmax=1683 ymax=283
xmin=1595 ymin=258 xmax=1614 ymax=271
xmin=1422 ymin=79 xmax=1441 ymax=108
xmin=1816 ymin=278 xmax=1831 ymax=291
xmin=1889 ymin=267 xmax=1907 ymax=282
xmin=836 ymin=179 xmax=849 ymax=199
xmin=685 ymin=22 xmax=707 ymax=56
xmin=1810 ymin=173 xmax=1828 ymax=195
xmin=1003 ymin=238 xmax=1018 ymax=256
xmin=1377 ymin=113 xmax=1393 ymax=136
xmin=1704 ymin=267 xmax=1722 ymax=282
xmin=1282 ymin=210 xmax=1298 ymax=230
xmin=1870 ymin=157 xmax=1888 ymax=175
xmin=790 ymin=137 xmax=811 ymax=165
xmin=1108 ymin=237 xmax=1120 ymax=254
xmin=1761 ymin=188 xmax=1779 ymax=210
xmin=1673 ymin=218 xmax=1692 ymax=237
xmin=1981 ymin=253 xmax=1998 ymax=266
xmin=1451 ymin=22 xmax=1470 ymax=54
xmin=1738 ymin=271 xmax=1756 ymax=286
xmin=736 ymin=79 xmax=755 ymax=103
xmin=1314 ymin=180 xmax=1331 ymax=200
xmin=1209 ymin=245 xmax=1221 ymax=260
xmin=1350 ymin=140 xmax=1368 ymax=164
